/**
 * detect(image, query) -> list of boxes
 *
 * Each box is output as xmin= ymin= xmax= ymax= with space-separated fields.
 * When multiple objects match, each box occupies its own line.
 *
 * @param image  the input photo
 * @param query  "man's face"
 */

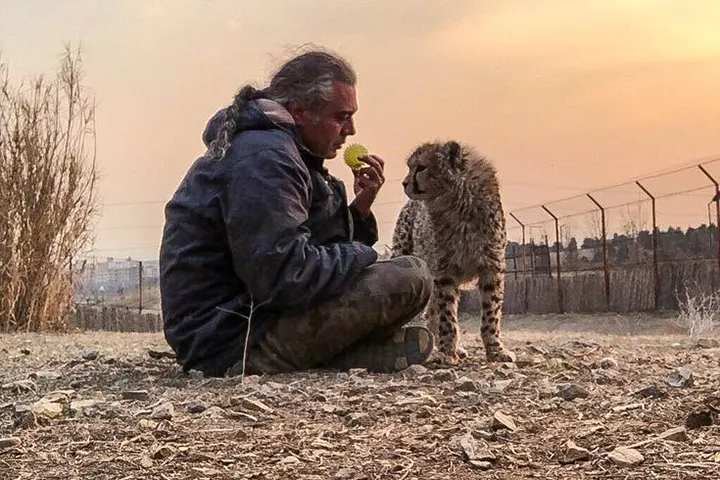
xmin=290 ymin=81 xmax=357 ymax=159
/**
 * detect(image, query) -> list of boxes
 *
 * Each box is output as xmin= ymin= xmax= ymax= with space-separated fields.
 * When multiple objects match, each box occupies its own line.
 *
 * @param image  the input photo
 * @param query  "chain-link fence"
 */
xmin=73 ymin=258 xmax=160 ymax=313
xmin=496 ymin=158 xmax=720 ymax=314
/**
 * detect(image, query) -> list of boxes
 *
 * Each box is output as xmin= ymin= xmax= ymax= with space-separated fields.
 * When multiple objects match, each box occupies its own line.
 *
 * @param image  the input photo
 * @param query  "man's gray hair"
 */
xmin=266 ymin=49 xmax=356 ymax=113
xmin=205 ymin=48 xmax=356 ymax=161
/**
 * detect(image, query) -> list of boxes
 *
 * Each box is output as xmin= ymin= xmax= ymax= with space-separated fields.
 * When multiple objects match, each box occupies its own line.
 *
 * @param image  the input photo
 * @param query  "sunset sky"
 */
xmin=2 ymin=0 xmax=720 ymax=260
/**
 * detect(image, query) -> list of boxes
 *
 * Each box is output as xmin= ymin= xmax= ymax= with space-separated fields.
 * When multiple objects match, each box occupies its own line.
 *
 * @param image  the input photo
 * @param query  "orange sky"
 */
xmin=2 ymin=0 xmax=720 ymax=260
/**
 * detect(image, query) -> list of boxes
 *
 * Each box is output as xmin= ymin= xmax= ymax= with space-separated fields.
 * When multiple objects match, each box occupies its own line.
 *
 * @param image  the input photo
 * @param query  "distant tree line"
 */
xmin=507 ymin=224 xmax=719 ymax=270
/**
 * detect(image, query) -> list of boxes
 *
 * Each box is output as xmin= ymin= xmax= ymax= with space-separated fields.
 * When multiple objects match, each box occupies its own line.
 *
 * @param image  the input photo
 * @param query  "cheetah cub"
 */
xmin=391 ymin=140 xmax=515 ymax=366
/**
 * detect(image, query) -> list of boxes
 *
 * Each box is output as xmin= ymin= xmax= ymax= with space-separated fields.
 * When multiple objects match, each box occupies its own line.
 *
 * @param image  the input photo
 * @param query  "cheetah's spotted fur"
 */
xmin=391 ymin=140 xmax=514 ymax=366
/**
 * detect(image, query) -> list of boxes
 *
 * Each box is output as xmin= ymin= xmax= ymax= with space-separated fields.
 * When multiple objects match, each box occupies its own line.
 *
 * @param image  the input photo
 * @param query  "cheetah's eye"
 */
xmin=416 ymin=165 xmax=426 ymax=173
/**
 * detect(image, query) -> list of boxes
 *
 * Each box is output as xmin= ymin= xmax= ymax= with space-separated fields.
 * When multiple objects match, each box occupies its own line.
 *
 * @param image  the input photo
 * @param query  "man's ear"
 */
xmin=287 ymin=101 xmax=310 ymax=126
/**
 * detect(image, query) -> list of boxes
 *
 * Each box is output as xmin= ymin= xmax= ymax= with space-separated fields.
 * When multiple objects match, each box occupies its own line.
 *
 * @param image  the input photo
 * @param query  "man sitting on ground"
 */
xmin=159 ymin=48 xmax=434 ymax=377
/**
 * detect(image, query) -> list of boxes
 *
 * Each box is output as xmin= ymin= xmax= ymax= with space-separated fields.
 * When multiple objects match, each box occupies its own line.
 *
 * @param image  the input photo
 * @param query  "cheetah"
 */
xmin=391 ymin=140 xmax=515 ymax=366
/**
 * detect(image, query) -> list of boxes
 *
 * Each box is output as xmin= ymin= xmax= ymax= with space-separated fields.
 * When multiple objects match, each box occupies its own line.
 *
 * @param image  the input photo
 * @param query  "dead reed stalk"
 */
xmin=0 ymin=45 xmax=99 ymax=332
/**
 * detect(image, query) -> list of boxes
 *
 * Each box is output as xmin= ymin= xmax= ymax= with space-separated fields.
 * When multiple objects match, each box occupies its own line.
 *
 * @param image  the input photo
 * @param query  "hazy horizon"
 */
xmin=2 ymin=0 xmax=720 ymax=260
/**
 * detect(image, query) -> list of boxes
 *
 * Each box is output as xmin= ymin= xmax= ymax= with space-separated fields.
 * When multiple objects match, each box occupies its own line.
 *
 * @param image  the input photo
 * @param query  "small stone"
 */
xmin=70 ymin=399 xmax=101 ymax=416
xmin=348 ymin=368 xmax=368 ymax=377
xmin=343 ymin=412 xmax=374 ymax=428
xmin=139 ymin=454 xmax=153 ymax=469
xmin=201 ymin=406 xmax=226 ymax=419
xmin=667 ymin=367 xmax=693 ymax=388
xmin=150 ymin=444 xmax=174 ymax=459
xmin=82 ymin=350 xmax=99 ymax=361
xmin=555 ymin=384 xmax=590 ymax=401
xmin=334 ymin=468 xmax=355 ymax=480
xmin=458 ymin=433 xmax=496 ymax=464
xmin=608 ymin=447 xmax=644 ymax=466
xmin=30 ymin=400 xmax=64 ymax=419
xmin=280 ymin=455 xmax=300 ymax=465
xmin=138 ymin=419 xmax=159 ymax=430
xmin=186 ymin=400 xmax=207 ymax=414
xmin=560 ymin=440 xmax=591 ymax=464
xmin=404 ymin=364 xmax=428 ymax=376
xmin=417 ymin=406 xmax=433 ymax=418
xmin=695 ymin=338 xmax=719 ymax=349
xmin=236 ymin=397 xmax=273 ymax=414
xmin=634 ymin=385 xmax=667 ymax=399
xmin=468 ymin=460 xmax=492 ymax=470
xmin=490 ymin=379 xmax=513 ymax=393
xmin=491 ymin=411 xmax=517 ymax=432
xmin=122 ymin=390 xmax=150 ymax=401
xmin=599 ymin=357 xmax=619 ymax=369
xmin=455 ymin=376 xmax=479 ymax=392
xmin=20 ymin=348 xmax=30 ymax=355
xmin=471 ymin=429 xmax=494 ymax=440
xmin=658 ymin=426 xmax=688 ymax=442
xmin=433 ymin=369 xmax=455 ymax=382
xmin=685 ymin=411 xmax=714 ymax=430
xmin=41 ymin=390 xmax=76 ymax=404
xmin=150 ymin=402 xmax=174 ymax=420
xmin=0 ymin=437 xmax=21 ymax=450
xmin=147 ymin=348 xmax=176 ymax=360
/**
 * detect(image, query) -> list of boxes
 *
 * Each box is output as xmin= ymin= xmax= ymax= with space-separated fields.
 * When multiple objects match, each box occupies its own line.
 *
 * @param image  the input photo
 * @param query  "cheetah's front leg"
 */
xmin=426 ymin=277 xmax=461 ymax=366
xmin=478 ymin=268 xmax=515 ymax=363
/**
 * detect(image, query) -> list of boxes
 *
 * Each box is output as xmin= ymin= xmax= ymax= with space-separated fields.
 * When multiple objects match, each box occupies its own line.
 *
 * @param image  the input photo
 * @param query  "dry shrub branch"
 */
xmin=0 ymin=45 xmax=99 ymax=332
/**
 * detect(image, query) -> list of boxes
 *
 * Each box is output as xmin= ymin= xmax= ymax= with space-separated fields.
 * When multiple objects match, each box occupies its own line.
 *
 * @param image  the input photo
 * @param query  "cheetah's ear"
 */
xmin=443 ymin=141 xmax=464 ymax=170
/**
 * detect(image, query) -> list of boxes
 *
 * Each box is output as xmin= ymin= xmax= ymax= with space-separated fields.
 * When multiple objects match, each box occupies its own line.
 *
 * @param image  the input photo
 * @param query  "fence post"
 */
xmin=509 ymin=213 xmax=526 ymax=275
xmin=541 ymin=205 xmax=564 ymax=314
xmin=509 ymin=212 xmax=530 ymax=313
xmin=586 ymin=193 xmax=610 ymax=310
xmin=544 ymin=234 xmax=552 ymax=278
xmin=138 ymin=260 xmax=143 ymax=314
xmin=697 ymin=165 xmax=720 ymax=290
xmin=529 ymin=239 xmax=536 ymax=277
xmin=635 ymin=181 xmax=659 ymax=310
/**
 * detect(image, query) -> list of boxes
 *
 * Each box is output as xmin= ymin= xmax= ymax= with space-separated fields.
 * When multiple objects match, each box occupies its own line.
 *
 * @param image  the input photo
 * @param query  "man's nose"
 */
xmin=343 ymin=118 xmax=356 ymax=136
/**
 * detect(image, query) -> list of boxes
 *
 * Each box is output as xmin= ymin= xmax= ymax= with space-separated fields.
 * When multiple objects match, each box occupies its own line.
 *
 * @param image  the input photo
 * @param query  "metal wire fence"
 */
xmin=495 ymin=158 xmax=720 ymax=314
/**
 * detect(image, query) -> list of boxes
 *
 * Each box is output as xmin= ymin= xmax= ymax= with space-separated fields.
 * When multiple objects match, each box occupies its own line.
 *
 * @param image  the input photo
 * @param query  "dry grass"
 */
xmin=676 ymin=290 xmax=720 ymax=342
xmin=0 ymin=45 xmax=99 ymax=333
xmin=1 ymin=313 xmax=718 ymax=479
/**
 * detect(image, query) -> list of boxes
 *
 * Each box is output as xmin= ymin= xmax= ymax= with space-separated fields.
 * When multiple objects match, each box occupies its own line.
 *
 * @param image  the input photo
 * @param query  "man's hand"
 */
xmin=352 ymin=154 xmax=385 ymax=217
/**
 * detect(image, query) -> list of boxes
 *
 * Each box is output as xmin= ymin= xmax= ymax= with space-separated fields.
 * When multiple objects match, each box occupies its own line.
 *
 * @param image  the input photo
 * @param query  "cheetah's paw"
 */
xmin=425 ymin=349 xmax=461 ymax=368
xmin=486 ymin=347 xmax=516 ymax=363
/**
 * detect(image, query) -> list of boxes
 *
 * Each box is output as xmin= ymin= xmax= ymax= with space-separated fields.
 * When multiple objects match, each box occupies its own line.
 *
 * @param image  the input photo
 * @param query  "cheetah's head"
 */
xmin=401 ymin=140 xmax=466 ymax=201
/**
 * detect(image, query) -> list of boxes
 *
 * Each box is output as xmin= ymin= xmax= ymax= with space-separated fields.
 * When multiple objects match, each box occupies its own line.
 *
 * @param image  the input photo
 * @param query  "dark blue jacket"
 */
xmin=159 ymin=99 xmax=379 ymax=374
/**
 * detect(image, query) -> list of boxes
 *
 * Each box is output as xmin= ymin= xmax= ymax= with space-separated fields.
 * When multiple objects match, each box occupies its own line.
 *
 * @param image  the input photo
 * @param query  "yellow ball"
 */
xmin=344 ymin=143 xmax=369 ymax=170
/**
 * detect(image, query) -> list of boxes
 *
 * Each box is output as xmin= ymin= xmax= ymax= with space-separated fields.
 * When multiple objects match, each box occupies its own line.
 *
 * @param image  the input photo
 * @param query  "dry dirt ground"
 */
xmin=1 ymin=312 xmax=719 ymax=480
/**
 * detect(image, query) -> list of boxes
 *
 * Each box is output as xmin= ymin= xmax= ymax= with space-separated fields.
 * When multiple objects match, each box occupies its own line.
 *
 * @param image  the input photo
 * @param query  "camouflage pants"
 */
xmin=232 ymin=255 xmax=433 ymax=375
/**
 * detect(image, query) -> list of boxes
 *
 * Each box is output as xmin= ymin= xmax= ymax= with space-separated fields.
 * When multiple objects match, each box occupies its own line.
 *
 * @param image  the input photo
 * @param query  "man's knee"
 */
xmin=373 ymin=255 xmax=433 ymax=311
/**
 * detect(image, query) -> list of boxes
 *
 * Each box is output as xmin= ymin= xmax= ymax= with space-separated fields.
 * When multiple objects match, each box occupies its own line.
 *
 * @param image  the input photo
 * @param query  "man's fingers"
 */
xmin=359 ymin=155 xmax=385 ymax=184
xmin=358 ymin=168 xmax=382 ymax=188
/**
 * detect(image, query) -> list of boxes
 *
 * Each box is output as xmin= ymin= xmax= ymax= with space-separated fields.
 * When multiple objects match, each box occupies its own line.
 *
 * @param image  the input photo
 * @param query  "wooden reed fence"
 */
xmin=71 ymin=305 xmax=162 ymax=332
xmin=460 ymin=259 xmax=719 ymax=314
